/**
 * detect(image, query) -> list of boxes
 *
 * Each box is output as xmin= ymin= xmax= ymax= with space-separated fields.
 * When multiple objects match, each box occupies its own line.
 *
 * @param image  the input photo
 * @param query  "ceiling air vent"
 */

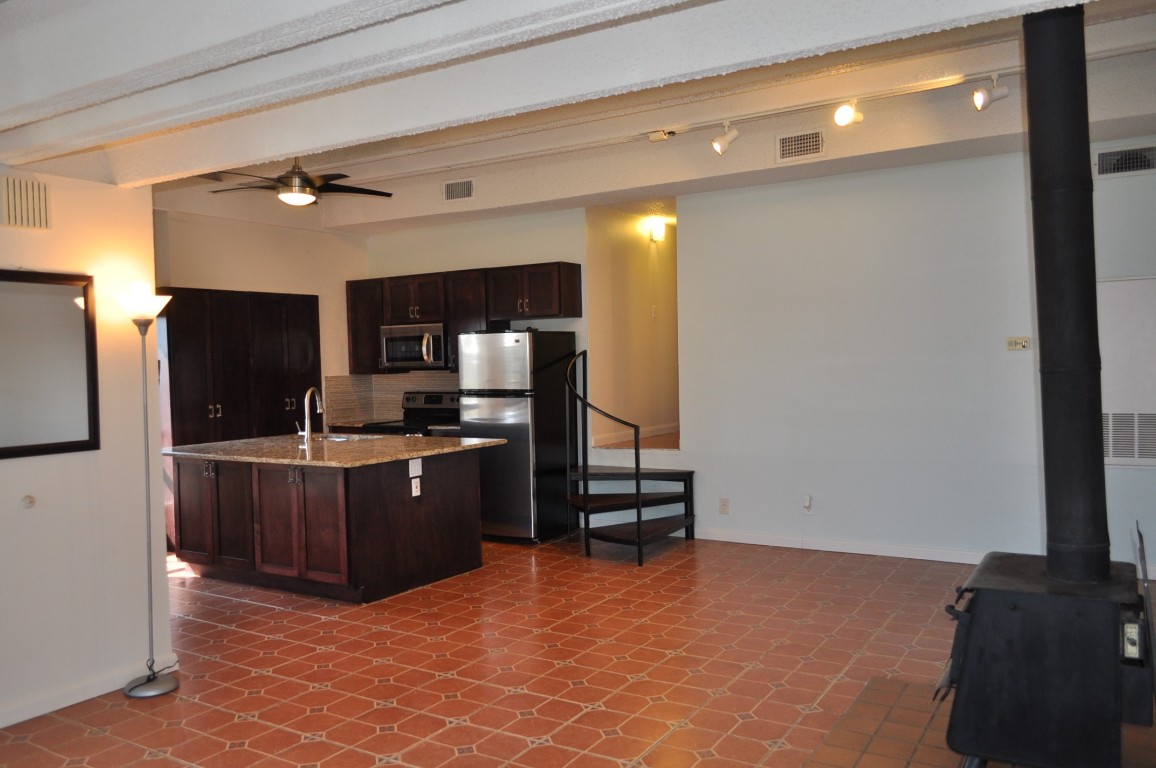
xmin=1 ymin=176 xmax=50 ymax=229
xmin=1095 ymin=146 xmax=1155 ymax=177
xmin=444 ymin=180 xmax=474 ymax=201
xmin=777 ymin=130 xmax=825 ymax=163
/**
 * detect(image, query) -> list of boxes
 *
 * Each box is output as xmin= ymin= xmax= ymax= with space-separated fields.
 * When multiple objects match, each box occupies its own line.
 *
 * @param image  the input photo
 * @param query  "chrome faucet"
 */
xmin=301 ymin=386 xmax=325 ymax=442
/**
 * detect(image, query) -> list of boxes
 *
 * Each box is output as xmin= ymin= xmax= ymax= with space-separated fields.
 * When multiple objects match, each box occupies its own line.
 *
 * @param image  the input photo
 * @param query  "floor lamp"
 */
xmin=119 ymin=288 xmax=178 ymax=698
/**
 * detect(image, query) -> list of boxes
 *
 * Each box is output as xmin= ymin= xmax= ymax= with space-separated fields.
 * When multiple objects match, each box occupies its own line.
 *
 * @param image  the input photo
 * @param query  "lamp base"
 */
xmin=124 ymin=671 xmax=179 ymax=698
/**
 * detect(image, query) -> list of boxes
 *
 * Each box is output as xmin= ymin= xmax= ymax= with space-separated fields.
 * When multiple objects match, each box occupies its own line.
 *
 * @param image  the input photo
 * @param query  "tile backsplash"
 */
xmin=324 ymin=371 xmax=460 ymax=426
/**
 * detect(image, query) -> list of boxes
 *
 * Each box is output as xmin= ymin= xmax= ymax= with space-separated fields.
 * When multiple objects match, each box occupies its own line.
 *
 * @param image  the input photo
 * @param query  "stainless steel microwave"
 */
xmin=380 ymin=323 xmax=446 ymax=369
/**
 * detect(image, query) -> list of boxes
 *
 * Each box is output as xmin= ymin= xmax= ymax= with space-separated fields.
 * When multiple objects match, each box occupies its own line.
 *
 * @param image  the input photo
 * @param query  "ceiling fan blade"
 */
xmin=306 ymin=173 xmax=349 ymax=186
xmin=209 ymin=184 xmax=278 ymax=193
xmin=206 ymin=169 xmax=281 ymax=184
xmin=316 ymin=182 xmax=393 ymax=198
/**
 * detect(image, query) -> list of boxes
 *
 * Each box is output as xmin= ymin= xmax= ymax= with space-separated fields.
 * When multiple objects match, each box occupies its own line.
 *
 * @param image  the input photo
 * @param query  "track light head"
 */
xmin=833 ymin=102 xmax=863 ymax=127
xmin=973 ymin=77 xmax=1010 ymax=111
xmin=711 ymin=123 xmax=739 ymax=155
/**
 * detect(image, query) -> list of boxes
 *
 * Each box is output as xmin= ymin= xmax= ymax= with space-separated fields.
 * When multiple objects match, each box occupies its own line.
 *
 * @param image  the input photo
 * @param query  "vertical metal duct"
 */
xmin=1023 ymin=5 xmax=1110 ymax=584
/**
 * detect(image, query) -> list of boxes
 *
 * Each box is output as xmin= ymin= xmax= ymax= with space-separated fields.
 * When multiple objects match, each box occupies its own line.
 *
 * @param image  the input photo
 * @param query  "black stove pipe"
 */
xmin=1023 ymin=5 xmax=1110 ymax=584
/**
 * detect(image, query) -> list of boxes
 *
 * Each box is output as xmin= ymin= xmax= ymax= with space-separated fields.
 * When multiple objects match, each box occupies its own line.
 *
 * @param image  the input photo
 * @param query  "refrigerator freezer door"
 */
xmin=460 ymin=395 xmax=537 ymax=538
xmin=458 ymin=332 xmax=533 ymax=392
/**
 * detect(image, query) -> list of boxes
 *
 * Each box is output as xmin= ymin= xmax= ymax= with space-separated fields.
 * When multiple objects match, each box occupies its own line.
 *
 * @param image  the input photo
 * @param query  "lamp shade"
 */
xmin=277 ymin=178 xmax=318 ymax=206
xmin=118 ymin=284 xmax=172 ymax=320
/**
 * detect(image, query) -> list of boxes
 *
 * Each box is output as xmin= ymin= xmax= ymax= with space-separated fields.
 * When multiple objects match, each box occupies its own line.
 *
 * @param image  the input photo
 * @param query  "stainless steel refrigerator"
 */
xmin=458 ymin=330 xmax=576 ymax=541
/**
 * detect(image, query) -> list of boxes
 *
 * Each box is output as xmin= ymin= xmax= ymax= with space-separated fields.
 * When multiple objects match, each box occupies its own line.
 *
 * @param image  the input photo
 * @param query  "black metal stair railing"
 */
xmin=565 ymin=351 xmax=644 ymax=554
xmin=565 ymin=351 xmax=695 ymax=565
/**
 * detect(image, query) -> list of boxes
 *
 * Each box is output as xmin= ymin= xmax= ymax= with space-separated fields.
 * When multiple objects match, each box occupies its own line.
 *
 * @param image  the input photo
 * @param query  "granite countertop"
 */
xmin=163 ymin=434 xmax=505 ymax=469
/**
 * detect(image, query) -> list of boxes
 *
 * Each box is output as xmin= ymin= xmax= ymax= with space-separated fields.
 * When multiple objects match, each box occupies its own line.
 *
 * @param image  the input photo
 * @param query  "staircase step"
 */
xmin=568 ymin=491 xmax=687 ymax=514
xmin=570 ymin=465 xmax=694 ymax=482
xmin=587 ymin=515 xmax=695 ymax=546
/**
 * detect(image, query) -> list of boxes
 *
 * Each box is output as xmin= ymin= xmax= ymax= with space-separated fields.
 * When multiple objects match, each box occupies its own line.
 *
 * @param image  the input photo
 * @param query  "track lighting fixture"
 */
xmin=833 ymin=101 xmax=863 ymax=127
xmin=972 ymin=76 xmax=1009 ymax=111
xmin=711 ymin=122 xmax=739 ymax=155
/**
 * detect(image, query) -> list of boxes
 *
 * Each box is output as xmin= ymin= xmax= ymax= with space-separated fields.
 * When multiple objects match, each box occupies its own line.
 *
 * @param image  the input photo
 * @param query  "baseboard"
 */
xmin=593 ymin=422 xmax=679 ymax=446
xmin=691 ymin=525 xmax=986 ymax=565
xmin=0 ymin=652 xmax=180 ymax=729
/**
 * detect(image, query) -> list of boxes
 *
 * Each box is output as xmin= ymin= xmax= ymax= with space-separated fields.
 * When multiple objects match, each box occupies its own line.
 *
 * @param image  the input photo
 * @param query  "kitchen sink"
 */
xmin=312 ymin=433 xmax=392 ymax=442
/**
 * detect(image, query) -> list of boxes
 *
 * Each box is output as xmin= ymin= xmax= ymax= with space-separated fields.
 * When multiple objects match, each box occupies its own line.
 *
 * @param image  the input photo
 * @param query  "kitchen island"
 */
xmin=164 ymin=434 xmax=503 ymax=602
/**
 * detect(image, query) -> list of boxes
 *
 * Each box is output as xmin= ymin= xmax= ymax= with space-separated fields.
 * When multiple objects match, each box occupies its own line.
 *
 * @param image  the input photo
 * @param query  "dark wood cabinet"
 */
xmin=254 ymin=464 xmax=347 ymax=585
xmin=160 ymin=288 xmax=251 ymax=446
xmin=486 ymin=262 xmax=582 ymax=320
xmin=385 ymin=273 xmax=445 ymax=324
xmin=173 ymin=457 xmax=253 ymax=570
xmin=161 ymin=287 xmax=321 ymax=444
xmin=249 ymin=293 xmax=321 ymax=437
xmin=346 ymin=278 xmax=384 ymax=374
xmin=445 ymin=269 xmax=487 ymax=369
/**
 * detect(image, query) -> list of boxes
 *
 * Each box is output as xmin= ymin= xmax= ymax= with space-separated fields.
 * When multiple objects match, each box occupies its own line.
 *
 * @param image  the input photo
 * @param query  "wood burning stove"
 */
xmin=940 ymin=7 xmax=1154 ymax=767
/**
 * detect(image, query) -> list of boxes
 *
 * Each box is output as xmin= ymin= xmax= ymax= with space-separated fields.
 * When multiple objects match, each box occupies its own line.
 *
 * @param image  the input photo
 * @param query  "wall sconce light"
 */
xmin=711 ymin=122 xmax=739 ymax=155
xmin=638 ymin=216 xmax=674 ymax=242
xmin=972 ymin=76 xmax=1010 ymax=111
xmin=833 ymin=101 xmax=863 ymax=127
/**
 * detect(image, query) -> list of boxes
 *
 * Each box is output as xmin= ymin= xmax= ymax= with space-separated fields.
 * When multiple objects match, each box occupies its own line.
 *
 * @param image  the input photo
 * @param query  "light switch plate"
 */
xmin=411 ymin=477 xmax=421 ymax=497
xmin=1006 ymin=336 xmax=1031 ymax=351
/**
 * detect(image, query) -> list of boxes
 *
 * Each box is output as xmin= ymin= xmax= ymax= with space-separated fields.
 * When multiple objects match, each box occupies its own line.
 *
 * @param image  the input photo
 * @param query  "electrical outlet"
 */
xmin=719 ymin=497 xmax=730 ymax=515
xmin=803 ymin=495 xmax=813 ymax=515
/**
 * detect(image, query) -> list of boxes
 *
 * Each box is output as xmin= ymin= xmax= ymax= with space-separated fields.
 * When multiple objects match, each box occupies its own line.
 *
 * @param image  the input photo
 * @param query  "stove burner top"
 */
xmin=361 ymin=391 xmax=459 ymax=436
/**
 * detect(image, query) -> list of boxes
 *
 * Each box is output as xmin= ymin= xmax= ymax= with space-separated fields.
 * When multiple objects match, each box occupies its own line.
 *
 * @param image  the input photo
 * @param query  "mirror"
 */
xmin=0 ymin=269 xmax=100 ymax=459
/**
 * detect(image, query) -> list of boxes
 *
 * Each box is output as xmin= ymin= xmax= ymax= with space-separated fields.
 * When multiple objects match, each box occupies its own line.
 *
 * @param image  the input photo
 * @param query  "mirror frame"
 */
xmin=0 ymin=269 xmax=100 ymax=459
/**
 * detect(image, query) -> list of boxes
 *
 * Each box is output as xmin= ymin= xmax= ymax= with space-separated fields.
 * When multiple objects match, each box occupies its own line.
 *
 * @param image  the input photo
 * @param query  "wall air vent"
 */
xmin=444 ymin=180 xmax=474 ymax=201
xmin=1095 ymin=146 xmax=1155 ymax=177
xmin=777 ymin=131 xmax=825 ymax=163
xmin=1 ymin=176 xmax=50 ymax=229
xmin=1103 ymin=412 xmax=1156 ymax=466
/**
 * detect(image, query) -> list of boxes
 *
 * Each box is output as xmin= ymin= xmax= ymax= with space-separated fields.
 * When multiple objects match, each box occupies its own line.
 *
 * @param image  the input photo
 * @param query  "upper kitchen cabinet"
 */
xmin=347 ymin=278 xmax=384 ymax=374
xmin=486 ymin=262 xmax=582 ymax=320
xmin=445 ymin=269 xmax=487 ymax=370
xmin=385 ymin=273 xmax=445 ymax=324
xmin=249 ymin=293 xmax=322 ymax=437
xmin=159 ymin=287 xmax=252 ymax=446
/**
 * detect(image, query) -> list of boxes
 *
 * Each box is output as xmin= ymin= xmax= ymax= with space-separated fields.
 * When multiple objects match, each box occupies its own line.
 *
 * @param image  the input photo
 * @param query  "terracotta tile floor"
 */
xmin=0 ymin=537 xmax=1006 ymax=768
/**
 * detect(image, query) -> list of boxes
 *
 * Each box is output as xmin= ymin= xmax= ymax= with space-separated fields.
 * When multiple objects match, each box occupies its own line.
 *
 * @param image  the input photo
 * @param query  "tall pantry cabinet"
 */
xmin=158 ymin=287 xmax=322 ymax=446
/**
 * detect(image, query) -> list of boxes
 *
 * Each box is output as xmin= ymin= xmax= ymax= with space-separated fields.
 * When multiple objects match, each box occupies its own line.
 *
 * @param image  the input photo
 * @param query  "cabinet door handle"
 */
xmin=517 ymin=299 xmax=523 ymax=313
xmin=202 ymin=461 xmax=210 ymax=478
xmin=209 ymin=462 xmax=217 ymax=479
xmin=288 ymin=467 xmax=295 ymax=484
xmin=409 ymin=306 xmax=415 ymax=319
xmin=284 ymin=397 xmax=290 ymax=411
xmin=414 ymin=306 xmax=420 ymax=319
xmin=524 ymin=297 xmax=529 ymax=313
xmin=208 ymin=404 xmax=215 ymax=420
xmin=216 ymin=404 xmax=223 ymax=418
xmin=290 ymin=398 xmax=296 ymax=409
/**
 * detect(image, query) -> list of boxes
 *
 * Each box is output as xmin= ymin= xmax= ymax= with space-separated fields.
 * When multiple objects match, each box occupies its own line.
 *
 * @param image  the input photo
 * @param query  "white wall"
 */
xmin=0 ymin=168 xmax=167 ymax=727
xmin=153 ymin=211 xmax=367 ymax=376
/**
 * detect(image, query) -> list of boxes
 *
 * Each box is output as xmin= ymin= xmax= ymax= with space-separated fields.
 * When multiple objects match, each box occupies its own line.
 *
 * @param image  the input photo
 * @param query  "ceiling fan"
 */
xmin=204 ymin=158 xmax=393 ymax=206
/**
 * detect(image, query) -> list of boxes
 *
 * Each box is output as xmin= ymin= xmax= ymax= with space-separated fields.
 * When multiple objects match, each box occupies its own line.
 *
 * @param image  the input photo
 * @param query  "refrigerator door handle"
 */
xmin=421 ymin=333 xmax=432 ymax=364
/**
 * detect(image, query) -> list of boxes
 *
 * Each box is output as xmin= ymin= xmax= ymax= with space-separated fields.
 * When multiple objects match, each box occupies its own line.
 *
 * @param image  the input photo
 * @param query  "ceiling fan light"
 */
xmin=277 ymin=178 xmax=317 ymax=206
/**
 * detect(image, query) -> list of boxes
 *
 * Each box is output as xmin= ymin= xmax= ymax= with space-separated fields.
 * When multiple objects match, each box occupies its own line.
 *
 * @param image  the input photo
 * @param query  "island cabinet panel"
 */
xmin=253 ymin=464 xmax=348 ymax=585
xmin=173 ymin=458 xmax=253 ymax=570
xmin=346 ymin=450 xmax=482 ymax=599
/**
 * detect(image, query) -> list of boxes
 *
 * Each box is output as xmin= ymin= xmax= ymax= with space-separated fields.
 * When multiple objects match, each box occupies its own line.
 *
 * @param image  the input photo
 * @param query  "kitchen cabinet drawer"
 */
xmin=486 ymin=262 xmax=581 ymax=320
